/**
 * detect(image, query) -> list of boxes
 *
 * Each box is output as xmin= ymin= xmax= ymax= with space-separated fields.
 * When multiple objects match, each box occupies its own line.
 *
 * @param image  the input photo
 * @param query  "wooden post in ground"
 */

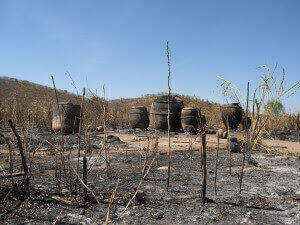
xmin=201 ymin=127 xmax=207 ymax=203
xmin=239 ymin=82 xmax=250 ymax=194
xmin=166 ymin=41 xmax=172 ymax=191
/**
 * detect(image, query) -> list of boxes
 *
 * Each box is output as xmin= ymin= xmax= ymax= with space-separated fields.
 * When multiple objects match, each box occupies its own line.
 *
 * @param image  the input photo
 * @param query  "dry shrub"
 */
xmin=218 ymin=63 xmax=300 ymax=150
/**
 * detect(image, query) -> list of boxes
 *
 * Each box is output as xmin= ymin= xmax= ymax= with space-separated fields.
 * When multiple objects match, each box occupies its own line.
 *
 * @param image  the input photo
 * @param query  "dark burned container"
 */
xmin=221 ymin=103 xmax=243 ymax=130
xmin=181 ymin=108 xmax=200 ymax=134
xmin=52 ymin=102 xmax=81 ymax=135
xmin=150 ymin=95 xmax=184 ymax=131
xmin=242 ymin=116 xmax=252 ymax=130
xmin=129 ymin=106 xmax=149 ymax=130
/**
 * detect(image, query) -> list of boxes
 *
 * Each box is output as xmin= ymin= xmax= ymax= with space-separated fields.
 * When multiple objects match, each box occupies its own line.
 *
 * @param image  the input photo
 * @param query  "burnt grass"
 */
xmin=0 ymin=128 xmax=299 ymax=224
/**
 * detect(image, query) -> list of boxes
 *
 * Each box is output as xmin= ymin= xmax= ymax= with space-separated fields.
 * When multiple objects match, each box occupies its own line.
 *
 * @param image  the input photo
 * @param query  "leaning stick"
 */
xmin=8 ymin=118 xmax=29 ymax=186
xmin=114 ymin=150 xmax=157 ymax=223
xmin=105 ymin=182 xmax=119 ymax=225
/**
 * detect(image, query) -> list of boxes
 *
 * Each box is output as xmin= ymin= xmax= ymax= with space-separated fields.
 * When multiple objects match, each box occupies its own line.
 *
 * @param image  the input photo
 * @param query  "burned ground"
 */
xmin=0 ymin=128 xmax=299 ymax=224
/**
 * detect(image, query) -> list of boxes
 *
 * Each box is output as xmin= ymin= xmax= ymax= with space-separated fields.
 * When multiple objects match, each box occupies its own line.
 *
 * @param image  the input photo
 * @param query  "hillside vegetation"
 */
xmin=0 ymin=76 xmax=298 ymax=131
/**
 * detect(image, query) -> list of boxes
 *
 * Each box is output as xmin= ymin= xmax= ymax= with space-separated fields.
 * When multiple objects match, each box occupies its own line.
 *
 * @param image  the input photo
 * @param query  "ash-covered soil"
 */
xmin=0 ymin=127 xmax=299 ymax=224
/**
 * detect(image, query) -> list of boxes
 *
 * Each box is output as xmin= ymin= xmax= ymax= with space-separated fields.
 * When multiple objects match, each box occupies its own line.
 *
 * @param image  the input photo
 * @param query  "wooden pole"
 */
xmin=201 ymin=126 xmax=207 ymax=203
xmin=166 ymin=41 xmax=171 ymax=191
xmin=239 ymin=82 xmax=250 ymax=194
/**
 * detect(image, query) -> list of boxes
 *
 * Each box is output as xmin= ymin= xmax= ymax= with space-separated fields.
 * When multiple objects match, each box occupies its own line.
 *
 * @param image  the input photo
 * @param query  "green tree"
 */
xmin=265 ymin=100 xmax=285 ymax=115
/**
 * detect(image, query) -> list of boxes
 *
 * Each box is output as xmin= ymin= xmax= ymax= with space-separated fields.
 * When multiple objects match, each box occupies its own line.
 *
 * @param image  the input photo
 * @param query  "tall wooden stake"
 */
xmin=166 ymin=41 xmax=171 ymax=191
xmin=201 ymin=126 xmax=207 ymax=203
xmin=239 ymin=82 xmax=250 ymax=194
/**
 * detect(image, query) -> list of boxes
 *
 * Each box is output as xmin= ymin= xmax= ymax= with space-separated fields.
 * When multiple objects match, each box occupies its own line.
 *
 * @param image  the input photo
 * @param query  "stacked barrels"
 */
xmin=150 ymin=95 xmax=184 ymax=131
xmin=129 ymin=106 xmax=149 ymax=130
xmin=52 ymin=102 xmax=81 ymax=135
xmin=221 ymin=103 xmax=243 ymax=130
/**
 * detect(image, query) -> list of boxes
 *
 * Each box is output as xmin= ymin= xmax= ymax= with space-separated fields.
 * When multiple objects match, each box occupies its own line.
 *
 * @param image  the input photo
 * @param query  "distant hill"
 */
xmin=0 ymin=76 xmax=80 ymax=126
xmin=0 ymin=76 xmax=79 ymax=103
xmin=0 ymin=76 xmax=222 ymax=128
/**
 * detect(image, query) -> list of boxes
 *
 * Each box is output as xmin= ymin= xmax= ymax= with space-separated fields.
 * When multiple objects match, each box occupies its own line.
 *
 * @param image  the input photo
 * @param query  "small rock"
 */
xmin=58 ymin=213 xmax=93 ymax=225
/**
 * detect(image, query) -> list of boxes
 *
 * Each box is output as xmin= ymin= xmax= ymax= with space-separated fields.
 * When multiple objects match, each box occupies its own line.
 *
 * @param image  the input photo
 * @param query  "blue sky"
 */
xmin=0 ymin=0 xmax=299 ymax=111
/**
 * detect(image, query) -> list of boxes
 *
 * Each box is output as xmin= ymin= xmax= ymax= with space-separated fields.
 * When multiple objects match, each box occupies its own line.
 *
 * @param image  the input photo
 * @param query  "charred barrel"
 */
xmin=150 ymin=95 xmax=184 ymax=131
xmin=221 ymin=103 xmax=243 ymax=130
xmin=242 ymin=116 xmax=252 ymax=130
xmin=129 ymin=106 xmax=149 ymax=130
xmin=181 ymin=108 xmax=200 ymax=134
xmin=52 ymin=102 xmax=81 ymax=135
